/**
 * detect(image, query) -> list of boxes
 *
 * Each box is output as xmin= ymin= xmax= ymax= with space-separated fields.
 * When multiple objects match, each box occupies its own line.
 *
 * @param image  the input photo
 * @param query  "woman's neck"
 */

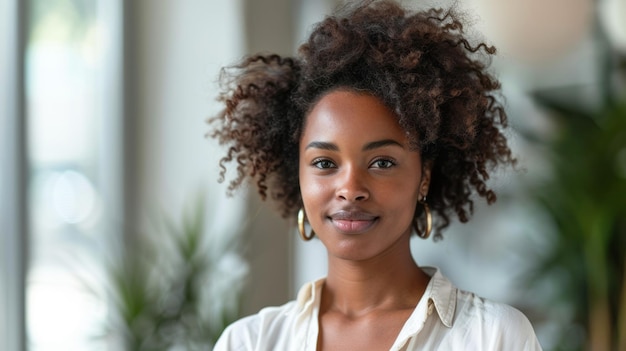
xmin=321 ymin=238 xmax=429 ymax=317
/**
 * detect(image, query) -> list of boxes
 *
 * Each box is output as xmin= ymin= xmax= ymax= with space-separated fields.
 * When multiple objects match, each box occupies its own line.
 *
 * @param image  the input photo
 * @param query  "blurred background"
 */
xmin=1 ymin=0 xmax=624 ymax=350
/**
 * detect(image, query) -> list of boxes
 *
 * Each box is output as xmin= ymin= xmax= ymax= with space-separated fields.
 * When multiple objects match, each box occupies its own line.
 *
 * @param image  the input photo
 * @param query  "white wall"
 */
xmin=128 ymin=0 xmax=295 ymax=316
xmin=130 ymin=0 xmax=245 ymax=215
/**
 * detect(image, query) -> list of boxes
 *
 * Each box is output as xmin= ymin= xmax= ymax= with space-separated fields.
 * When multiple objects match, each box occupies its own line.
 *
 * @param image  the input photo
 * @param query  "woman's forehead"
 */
xmin=300 ymin=90 xmax=410 ymax=148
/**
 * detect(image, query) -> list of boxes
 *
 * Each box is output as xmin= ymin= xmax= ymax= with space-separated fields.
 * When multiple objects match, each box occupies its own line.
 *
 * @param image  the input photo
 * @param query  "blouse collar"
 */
xmin=295 ymin=266 xmax=457 ymax=328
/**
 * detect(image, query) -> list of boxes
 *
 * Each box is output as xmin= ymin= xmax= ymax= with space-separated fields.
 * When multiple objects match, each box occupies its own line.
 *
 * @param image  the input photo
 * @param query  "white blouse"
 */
xmin=214 ymin=267 xmax=543 ymax=350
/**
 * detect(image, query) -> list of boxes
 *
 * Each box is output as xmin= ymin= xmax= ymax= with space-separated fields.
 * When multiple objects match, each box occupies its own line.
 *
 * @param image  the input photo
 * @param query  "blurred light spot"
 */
xmin=473 ymin=0 xmax=593 ymax=63
xmin=600 ymin=0 xmax=626 ymax=53
xmin=52 ymin=170 xmax=95 ymax=224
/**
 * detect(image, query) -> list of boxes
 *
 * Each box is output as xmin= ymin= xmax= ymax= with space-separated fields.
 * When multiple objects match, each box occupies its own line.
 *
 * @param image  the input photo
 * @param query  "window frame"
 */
xmin=0 ymin=0 xmax=28 ymax=350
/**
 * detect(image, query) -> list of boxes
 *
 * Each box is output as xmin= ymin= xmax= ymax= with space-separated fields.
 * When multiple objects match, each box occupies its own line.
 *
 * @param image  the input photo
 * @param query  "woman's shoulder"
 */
xmin=213 ymin=279 xmax=324 ymax=351
xmin=456 ymin=288 xmax=531 ymax=324
xmin=421 ymin=267 xmax=542 ymax=350
xmin=213 ymin=300 xmax=299 ymax=350
xmin=453 ymin=289 xmax=542 ymax=349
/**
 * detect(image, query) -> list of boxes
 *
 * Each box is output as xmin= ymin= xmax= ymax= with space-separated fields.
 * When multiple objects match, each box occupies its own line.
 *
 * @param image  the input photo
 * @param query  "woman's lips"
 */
xmin=329 ymin=210 xmax=378 ymax=234
xmin=332 ymin=219 xmax=377 ymax=233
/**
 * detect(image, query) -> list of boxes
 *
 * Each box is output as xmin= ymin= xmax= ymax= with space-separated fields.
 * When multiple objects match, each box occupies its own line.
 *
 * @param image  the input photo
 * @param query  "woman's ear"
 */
xmin=420 ymin=159 xmax=433 ymax=198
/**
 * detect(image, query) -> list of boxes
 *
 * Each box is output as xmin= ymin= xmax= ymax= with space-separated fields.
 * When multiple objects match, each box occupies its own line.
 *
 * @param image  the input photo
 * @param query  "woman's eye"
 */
xmin=371 ymin=159 xmax=395 ymax=169
xmin=312 ymin=159 xmax=336 ymax=169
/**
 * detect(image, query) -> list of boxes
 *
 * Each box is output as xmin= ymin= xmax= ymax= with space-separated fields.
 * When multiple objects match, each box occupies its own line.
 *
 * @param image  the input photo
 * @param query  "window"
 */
xmin=0 ymin=0 xmax=124 ymax=350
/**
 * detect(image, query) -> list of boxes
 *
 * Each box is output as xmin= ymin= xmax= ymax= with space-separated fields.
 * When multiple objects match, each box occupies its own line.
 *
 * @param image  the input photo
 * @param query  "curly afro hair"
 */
xmin=209 ymin=0 xmax=516 ymax=239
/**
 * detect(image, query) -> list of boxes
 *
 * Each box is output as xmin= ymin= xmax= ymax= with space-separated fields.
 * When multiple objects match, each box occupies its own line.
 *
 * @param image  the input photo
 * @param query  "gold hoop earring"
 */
xmin=414 ymin=198 xmax=432 ymax=239
xmin=297 ymin=208 xmax=315 ymax=241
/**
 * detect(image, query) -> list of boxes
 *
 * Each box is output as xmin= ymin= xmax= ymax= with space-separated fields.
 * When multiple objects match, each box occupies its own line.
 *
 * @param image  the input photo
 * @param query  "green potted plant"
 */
xmin=525 ymin=21 xmax=626 ymax=351
xmin=104 ymin=198 xmax=248 ymax=350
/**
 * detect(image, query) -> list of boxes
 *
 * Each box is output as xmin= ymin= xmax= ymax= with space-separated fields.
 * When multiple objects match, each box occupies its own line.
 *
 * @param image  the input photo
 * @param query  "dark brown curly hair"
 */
xmin=209 ymin=0 xmax=516 ymax=239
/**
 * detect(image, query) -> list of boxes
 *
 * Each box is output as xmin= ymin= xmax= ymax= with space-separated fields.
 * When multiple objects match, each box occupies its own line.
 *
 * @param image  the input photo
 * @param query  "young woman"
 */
xmin=209 ymin=1 xmax=542 ymax=349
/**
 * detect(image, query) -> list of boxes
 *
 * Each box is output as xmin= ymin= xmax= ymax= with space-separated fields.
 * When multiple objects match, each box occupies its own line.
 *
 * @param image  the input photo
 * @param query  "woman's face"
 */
xmin=299 ymin=90 xmax=430 ymax=261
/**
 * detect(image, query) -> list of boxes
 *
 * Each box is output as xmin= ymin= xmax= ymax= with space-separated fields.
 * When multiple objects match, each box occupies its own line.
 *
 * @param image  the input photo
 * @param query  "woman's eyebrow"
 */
xmin=362 ymin=139 xmax=404 ymax=151
xmin=305 ymin=139 xmax=404 ymax=151
xmin=305 ymin=141 xmax=338 ymax=151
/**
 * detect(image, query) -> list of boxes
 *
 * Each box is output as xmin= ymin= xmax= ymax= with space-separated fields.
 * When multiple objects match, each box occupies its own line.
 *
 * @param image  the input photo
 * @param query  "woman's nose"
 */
xmin=335 ymin=166 xmax=370 ymax=202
